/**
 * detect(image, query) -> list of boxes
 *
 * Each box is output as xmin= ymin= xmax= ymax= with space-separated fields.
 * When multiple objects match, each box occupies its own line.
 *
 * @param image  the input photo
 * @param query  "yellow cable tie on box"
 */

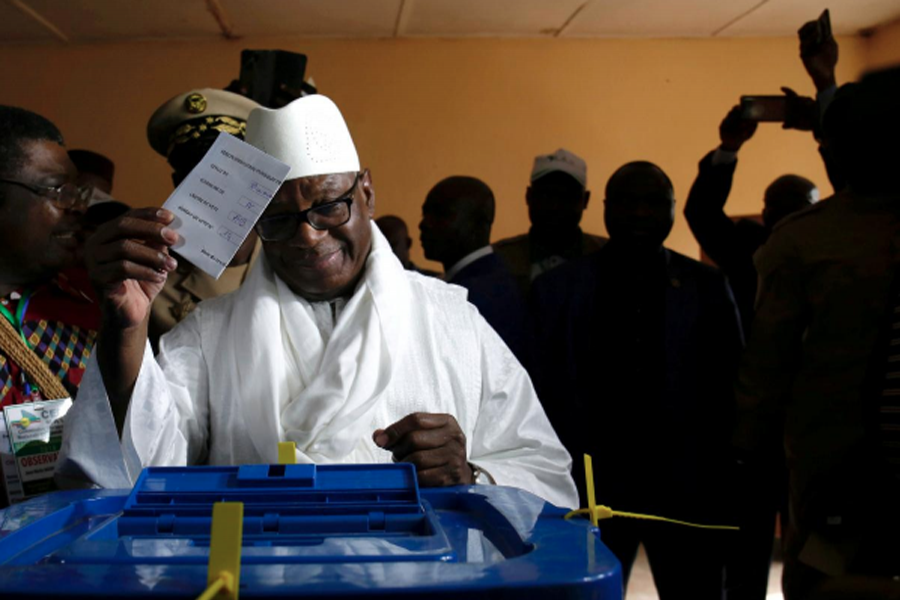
xmin=198 ymin=502 xmax=243 ymax=600
xmin=565 ymin=453 xmax=739 ymax=532
xmin=278 ymin=441 xmax=297 ymax=465
xmin=564 ymin=506 xmax=739 ymax=530
xmin=197 ymin=572 xmax=233 ymax=600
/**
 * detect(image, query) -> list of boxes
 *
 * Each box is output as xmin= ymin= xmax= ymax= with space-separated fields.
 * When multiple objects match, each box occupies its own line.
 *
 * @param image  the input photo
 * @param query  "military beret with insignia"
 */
xmin=147 ymin=88 xmax=260 ymax=158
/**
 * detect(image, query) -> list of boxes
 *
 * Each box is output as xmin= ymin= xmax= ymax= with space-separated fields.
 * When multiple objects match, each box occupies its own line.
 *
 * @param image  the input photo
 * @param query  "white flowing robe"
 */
xmin=59 ymin=224 xmax=578 ymax=509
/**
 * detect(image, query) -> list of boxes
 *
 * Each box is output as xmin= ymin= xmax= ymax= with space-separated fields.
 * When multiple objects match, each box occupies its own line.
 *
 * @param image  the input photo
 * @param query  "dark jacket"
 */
xmin=684 ymin=151 xmax=768 ymax=334
xmin=450 ymin=252 xmax=530 ymax=370
xmin=531 ymin=245 xmax=744 ymax=521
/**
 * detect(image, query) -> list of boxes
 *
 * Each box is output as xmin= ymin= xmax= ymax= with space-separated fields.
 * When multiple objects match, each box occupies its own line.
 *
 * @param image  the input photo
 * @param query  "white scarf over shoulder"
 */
xmin=60 ymin=221 xmax=579 ymax=509
xmin=231 ymin=223 xmax=411 ymax=464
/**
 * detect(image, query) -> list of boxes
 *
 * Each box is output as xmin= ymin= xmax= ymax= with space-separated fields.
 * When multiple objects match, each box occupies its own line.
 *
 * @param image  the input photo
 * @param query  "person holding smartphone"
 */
xmin=736 ymin=65 xmax=900 ymax=600
xmin=684 ymin=108 xmax=818 ymax=335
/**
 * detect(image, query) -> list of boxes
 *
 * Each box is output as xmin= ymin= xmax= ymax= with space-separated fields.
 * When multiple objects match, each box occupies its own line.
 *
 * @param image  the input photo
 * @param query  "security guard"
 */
xmin=146 ymin=88 xmax=262 ymax=351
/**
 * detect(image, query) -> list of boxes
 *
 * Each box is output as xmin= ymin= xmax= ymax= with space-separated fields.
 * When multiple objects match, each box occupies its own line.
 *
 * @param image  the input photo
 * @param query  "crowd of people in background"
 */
xmin=1 ymin=11 xmax=899 ymax=600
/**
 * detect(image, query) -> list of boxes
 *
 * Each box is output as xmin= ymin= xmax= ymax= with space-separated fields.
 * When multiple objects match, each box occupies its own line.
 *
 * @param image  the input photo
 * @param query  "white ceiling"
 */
xmin=1 ymin=0 xmax=899 ymax=45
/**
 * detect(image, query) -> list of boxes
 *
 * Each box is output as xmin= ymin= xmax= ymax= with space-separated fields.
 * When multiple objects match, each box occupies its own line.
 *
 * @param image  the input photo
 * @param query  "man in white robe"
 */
xmin=59 ymin=95 xmax=578 ymax=510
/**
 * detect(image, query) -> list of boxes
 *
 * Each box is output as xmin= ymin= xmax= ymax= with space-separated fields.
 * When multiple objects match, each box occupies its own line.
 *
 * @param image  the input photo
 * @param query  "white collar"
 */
xmin=446 ymin=246 xmax=494 ymax=282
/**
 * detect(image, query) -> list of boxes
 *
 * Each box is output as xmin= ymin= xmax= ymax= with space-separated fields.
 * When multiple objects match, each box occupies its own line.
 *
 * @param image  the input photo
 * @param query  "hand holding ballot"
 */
xmin=86 ymin=133 xmax=290 ymax=328
xmin=85 ymin=131 xmax=289 ymax=332
xmin=83 ymin=207 xmax=182 ymax=433
xmin=85 ymin=207 xmax=180 ymax=330
xmin=81 ymin=132 xmax=289 ymax=433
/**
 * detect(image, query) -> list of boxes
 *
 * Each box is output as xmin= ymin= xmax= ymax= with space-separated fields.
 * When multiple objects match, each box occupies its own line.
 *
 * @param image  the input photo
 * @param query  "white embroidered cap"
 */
xmin=245 ymin=95 xmax=360 ymax=179
xmin=530 ymin=148 xmax=587 ymax=188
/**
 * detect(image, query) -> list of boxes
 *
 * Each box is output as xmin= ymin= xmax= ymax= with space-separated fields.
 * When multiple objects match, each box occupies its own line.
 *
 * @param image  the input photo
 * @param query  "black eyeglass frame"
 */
xmin=0 ymin=178 xmax=93 ymax=210
xmin=255 ymin=170 xmax=364 ymax=242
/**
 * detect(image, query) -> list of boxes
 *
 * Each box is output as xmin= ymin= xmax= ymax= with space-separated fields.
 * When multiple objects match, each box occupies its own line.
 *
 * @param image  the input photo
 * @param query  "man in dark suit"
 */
xmin=532 ymin=161 xmax=744 ymax=600
xmin=419 ymin=176 xmax=529 ymax=367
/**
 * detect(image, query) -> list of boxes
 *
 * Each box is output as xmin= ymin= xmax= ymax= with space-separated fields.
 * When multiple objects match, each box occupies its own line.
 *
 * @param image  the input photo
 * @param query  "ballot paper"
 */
xmin=162 ymin=132 xmax=291 ymax=279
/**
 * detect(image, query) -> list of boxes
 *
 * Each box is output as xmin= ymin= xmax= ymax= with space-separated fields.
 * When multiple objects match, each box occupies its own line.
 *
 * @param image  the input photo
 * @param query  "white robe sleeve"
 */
xmin=465 ymin=309 xmax=580 ymax=510
xmin=57 ymin=311 xmax=211 ymax=489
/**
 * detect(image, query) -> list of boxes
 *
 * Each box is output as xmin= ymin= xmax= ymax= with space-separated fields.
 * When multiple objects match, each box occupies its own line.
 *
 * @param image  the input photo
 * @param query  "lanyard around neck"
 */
xmin=0 ymin=289 xmax=33 ymax=347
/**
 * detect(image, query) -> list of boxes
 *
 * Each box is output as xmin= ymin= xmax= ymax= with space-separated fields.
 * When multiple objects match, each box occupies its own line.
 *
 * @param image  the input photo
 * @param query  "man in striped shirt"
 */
xmin=0 ymin=106 xmax=101 ymax=506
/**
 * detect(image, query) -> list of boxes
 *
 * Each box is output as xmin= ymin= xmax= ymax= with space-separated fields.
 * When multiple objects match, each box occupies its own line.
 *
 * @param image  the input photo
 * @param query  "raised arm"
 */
xmin=84 ymin=208 xmax=179 ymax=435
xmin=799 ymin=18 xmax=838 ymax=94
xmin=798 ymin=15 xmax=844 ymax=192
xmin=684 ymin=106 xmax=757 ymax=270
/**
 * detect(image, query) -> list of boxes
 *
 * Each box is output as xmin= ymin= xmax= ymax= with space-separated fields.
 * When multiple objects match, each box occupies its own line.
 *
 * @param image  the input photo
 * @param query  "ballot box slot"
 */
xmin=116 ymin=511 xmax=432 ymax=537
xmin=23 ymin=464 xmax=456 ymax=565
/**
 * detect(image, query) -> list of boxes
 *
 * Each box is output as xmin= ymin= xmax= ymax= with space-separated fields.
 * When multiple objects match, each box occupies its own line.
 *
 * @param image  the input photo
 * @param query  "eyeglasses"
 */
xmin=256 ymin=171 xmax=362 ymax=242
xmin=0 ymin=178 xmax=93 ymax=211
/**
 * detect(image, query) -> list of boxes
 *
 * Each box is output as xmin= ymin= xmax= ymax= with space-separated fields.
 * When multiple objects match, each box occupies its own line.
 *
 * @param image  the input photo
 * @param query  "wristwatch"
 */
xmin=468 ymin=462 xmax=491 ymax=484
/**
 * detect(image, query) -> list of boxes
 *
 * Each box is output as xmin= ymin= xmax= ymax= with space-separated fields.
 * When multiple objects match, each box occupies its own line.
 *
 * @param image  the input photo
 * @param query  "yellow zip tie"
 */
xmin=200 ymin=502 xmax=243 ymax=600
xmin=567 ymin=453 xmax=739 ymax=531
xmin=564 ymin=506 xmax=739 ymax=531
xmin=584 ymin=454 xmax=598 ymax=527
xmin=278 ymin=441 xmax=296 ymax=465
xmin=197 ymin=572 xmax=233 ymax=600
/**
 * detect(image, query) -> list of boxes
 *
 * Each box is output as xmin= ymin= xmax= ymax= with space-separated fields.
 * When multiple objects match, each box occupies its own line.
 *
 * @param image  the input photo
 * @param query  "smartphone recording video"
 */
xmin=740 ymin=96 xmax=789 ymax=122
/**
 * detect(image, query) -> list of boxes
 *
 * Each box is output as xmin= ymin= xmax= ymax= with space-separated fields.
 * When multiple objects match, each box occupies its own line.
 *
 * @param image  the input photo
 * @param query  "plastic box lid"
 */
xmin=0 ymin=464 xmax=622 ymax=599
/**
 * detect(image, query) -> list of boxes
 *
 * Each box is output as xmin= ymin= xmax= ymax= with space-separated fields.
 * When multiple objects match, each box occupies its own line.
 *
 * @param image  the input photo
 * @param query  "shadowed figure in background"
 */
xmin=735 ymin=66 xmax=900 ymax=600
xmin=532 ymin=161 xmax=744 ymax=600
xmin=375 ymin=215 xmax=440 ymax=278
xmin=419 ymin=176 xmax=529 ymax=368
xmin=68 ymin=150 xmax=130 ymax=235
xmin=68 ymin=149 xmax=115 ymax=198
xmin=686 ymin=13 xmax=842 ymax=337
xmin=684 ymin=107 xmax=818 ymax=600
xmin=684 ymin=107 xmax=818 ymax=335
xmin=493 ymin=148 xmax=606 ymax=297
xmin=687 ymin=18 xmax=847 ymax=600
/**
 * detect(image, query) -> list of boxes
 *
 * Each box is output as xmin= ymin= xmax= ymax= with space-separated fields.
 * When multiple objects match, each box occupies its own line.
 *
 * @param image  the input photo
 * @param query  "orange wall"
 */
xmin=1 ymin=34 xmax=868 ymax=269
xmin=865 ymin=18 xmax=900 ymax=70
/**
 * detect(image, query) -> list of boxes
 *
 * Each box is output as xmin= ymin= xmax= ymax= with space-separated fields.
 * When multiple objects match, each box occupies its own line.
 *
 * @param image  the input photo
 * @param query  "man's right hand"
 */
xmin=85 ymin=208 xmax=180 ymax=330
xmin=719 ymin=106 xmax=757 ymax=152
xmin=798 ymin=19 xmax=838 ymax=92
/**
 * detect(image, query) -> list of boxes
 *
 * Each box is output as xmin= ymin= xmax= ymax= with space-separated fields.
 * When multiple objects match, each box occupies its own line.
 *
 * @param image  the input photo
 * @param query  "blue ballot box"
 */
xmin=0 ymin=463 xmax=622 ymax=599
